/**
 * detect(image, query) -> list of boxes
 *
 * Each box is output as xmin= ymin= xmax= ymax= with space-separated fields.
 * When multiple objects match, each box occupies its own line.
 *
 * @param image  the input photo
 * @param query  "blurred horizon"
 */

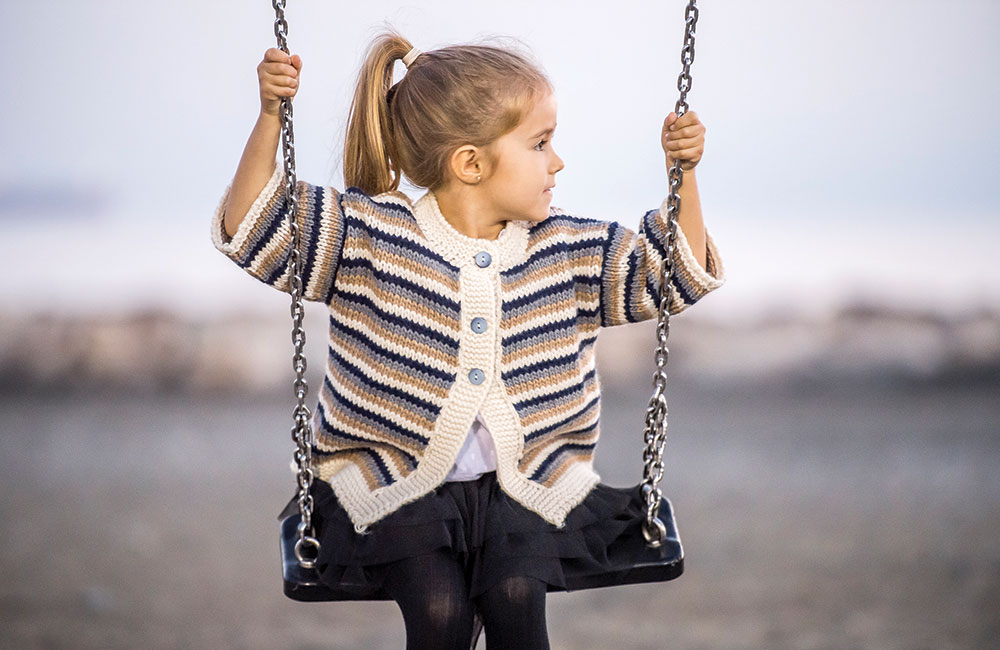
xmin=2 ymin=302 xmax=997 ymax=398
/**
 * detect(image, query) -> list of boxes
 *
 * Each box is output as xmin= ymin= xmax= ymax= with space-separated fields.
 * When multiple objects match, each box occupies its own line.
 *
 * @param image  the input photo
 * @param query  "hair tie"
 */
xmin=401 ymin=46 xmax=422 ymax=69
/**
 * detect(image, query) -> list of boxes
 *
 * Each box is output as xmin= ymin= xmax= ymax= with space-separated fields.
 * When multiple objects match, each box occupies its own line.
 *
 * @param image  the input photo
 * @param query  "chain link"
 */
xmin=640 ymin=0 xmax=699 ymax=548
xmin=271 ymin=0 xmax=320 ymax=569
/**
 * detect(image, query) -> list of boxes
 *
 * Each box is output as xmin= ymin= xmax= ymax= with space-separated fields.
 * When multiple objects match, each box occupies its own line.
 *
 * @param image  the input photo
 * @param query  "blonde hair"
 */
xmin=343 ymin=29 xmax=553 ymax=195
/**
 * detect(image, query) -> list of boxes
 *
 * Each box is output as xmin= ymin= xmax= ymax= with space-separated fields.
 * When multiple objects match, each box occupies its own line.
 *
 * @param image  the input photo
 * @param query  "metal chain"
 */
xmin=272 ymin=0 xmax=320 ymax=569
xmin=640 ymin=0 xmax=699 ymax=548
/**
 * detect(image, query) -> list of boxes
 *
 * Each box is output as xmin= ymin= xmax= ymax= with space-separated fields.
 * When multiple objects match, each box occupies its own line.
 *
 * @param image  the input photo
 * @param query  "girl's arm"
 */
xmin=224 ymin=112 xmax=282 ymax=238
xmin=596 ymin=110 xmax=724 ymax=327
xmin=223 ymin=48 xmax=302 ymax=238
xmin=673 ymin=168 xmax=707 ymax=271
xmin=663 ymin=110 xmax=707 ymax=270
xmin=211 ymin=48 xmax=347 ymax=305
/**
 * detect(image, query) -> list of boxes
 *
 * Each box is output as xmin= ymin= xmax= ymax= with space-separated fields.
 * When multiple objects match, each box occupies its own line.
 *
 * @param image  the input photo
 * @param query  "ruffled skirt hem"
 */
xmin=307 ymin=471 xmax=646 ymax=599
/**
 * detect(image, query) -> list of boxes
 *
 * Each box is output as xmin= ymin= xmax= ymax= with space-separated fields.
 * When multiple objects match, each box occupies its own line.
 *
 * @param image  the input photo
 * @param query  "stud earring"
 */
xmin=476 ymin=175 xmax=481 ymax=182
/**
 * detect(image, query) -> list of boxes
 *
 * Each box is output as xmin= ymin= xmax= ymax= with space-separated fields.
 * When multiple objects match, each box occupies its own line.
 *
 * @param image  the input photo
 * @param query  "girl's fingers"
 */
xmin=260 ymin=82 xmax=298 ymax=96
xmin=668 ymin=125 xmax=702 ymax=140
xmin=667 ymin=143 xmax=703 ymax=158
xmin=259 ymin=77 xmax=298 ymax=95
xmin=260 ymin=49 xmax=302 ymax=79
xmin=663 ymin=111 xmax=702 ymax=168
xmin=265 ymin=75 xmax=298 ymax=88
xmin=261 ymin=61 xmax=299 ymax=78
xmin=259 ymin=49 xmax=300 ymax=111
xmin=665 ymin=112 xmax=701 ymax=133
xmin=670 ymin=110 xmax=698 ymax=127
xmin=667 ymin=147 xmax=702 ymax=162
xmin=258 ymin=63 xmax=298 ymax=96
xmin=664 ymin=121 xmax=704 ymax=139
xmin=663 ymin=135 xmax=701 ymax=150
xmin=260 ymin=81 xmax=299 ymax=97
xmin=664 ymin=110 xmax=694 ymax=125
xmin=264 ymin=47 xmax=294 ymax=63
xmin=263 ymin=82 xmax=297 ymax=97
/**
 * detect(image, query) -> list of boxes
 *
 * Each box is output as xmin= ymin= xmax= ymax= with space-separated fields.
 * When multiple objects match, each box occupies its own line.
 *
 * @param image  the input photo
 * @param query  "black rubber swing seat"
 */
xmin=279 ymin=495 xmax=684 ymax=602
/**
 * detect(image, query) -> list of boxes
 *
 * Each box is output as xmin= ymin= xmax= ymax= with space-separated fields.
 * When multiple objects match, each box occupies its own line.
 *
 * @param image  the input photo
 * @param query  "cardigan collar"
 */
xmin=412 ymin=190 xmax=530 ymax=271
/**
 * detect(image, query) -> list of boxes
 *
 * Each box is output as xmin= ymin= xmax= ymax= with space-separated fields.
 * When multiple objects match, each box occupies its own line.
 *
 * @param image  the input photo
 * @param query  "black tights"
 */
xmin=382 ymin=548 xmax=550 ymax=650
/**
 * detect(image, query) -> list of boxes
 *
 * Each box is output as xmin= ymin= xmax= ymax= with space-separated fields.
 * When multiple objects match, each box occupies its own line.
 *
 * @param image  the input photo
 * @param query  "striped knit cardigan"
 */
xmin=212 ymin=162 xmax=725 ymax=532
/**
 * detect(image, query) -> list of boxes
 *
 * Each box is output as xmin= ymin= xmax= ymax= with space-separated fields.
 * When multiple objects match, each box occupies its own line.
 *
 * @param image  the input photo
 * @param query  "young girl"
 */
xmin=212 ymin=29 xmax=724 ymax=650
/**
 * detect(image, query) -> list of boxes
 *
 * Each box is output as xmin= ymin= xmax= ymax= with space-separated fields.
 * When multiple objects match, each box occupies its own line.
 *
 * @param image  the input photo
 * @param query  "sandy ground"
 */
xmin=1 ymin=377 xmax=998 ymax=649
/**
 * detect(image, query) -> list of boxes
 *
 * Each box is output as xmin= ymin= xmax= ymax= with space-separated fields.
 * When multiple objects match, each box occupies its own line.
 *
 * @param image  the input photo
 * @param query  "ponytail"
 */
xmin=344 ymin=30 xmax=412 ymax=195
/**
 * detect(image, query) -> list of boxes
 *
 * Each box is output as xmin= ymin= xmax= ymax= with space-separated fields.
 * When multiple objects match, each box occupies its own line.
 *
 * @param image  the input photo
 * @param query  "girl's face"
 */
xmin=482 ymin=90 xmax=564 ymax=224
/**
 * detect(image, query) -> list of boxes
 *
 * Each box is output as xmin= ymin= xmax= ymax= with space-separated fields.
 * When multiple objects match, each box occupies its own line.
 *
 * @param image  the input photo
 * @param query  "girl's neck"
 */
xmin=432 ymin=184 xmax=507 ymax=241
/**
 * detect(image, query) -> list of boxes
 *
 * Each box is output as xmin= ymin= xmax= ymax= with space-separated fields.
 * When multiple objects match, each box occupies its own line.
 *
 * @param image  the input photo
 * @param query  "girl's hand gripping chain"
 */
xmin=662 ymin=110 xmax=705 ymax=172
xmin=258 ymin=47 xmax=303 ymax=116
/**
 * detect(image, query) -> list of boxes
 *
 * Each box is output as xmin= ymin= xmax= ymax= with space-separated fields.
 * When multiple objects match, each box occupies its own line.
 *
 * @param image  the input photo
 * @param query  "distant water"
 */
xmin=1 ymin=378 xmax=998 ymax=649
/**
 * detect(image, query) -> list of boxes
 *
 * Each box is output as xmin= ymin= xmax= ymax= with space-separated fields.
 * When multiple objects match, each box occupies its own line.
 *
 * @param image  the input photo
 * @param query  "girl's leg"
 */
xmin=474 ymin=575 xmax=550 ymax=650
xmin=381 ymin=548 xmax=476 ymax=650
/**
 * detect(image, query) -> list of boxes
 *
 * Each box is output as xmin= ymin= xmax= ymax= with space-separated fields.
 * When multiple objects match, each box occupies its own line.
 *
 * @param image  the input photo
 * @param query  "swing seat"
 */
xmin=553 ymin=496 xmax=684 ymax=592
xmin=279 ymin=511 xmax=392 ymax=601
xmin=279 ymin=495 xmax=683 ymax=601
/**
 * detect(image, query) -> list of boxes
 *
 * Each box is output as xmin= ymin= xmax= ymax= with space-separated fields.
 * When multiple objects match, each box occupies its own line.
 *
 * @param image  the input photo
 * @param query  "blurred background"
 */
xmin=1 ymin=0 xmax=997 ymax=648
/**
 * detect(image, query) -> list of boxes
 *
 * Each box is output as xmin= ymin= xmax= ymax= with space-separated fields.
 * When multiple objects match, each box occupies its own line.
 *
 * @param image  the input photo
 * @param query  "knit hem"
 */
xmin=321 ymin=455 xmax=601 ymax=533
xmin=656 ymin=197 xmax=727 ymax=313
xmin=210 ymin=158 xmax=284 ymax=254
xmin=480 ymin=371 xmax=602 ymax=528
xmin=496 ymin=461 xmax=602 ymax=528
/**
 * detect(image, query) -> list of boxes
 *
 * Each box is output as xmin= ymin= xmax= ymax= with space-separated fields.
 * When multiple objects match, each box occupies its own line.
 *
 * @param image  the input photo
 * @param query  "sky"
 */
xmin=1 ymin=0 xmax=998 ymax=322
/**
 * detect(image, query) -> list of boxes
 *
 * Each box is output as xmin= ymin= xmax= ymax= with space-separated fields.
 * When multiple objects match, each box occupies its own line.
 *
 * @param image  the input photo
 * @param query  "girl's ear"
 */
xmin=447 ymin=144 xmax=485 ymax=185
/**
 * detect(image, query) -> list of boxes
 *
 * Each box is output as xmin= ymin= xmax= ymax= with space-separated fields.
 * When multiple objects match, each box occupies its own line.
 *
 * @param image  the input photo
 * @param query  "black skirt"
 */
xmin=308 ymin=471 xmax=646 ymax=599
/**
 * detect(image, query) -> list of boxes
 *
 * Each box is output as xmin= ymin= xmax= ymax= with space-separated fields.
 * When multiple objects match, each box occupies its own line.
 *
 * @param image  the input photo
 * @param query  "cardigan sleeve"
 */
xmin=599 ymin=198 xmax=725 ymax=327
xmin=210 ymin=161 xmax=346 ymax=304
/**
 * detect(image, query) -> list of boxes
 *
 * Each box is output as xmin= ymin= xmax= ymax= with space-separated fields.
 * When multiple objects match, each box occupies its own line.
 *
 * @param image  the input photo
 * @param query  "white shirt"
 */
xmin=445 ymin=412 xmax=498 ymax=481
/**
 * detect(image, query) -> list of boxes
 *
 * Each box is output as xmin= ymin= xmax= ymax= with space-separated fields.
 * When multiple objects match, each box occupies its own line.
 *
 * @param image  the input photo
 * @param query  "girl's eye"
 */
xmin=534 ymin=139 xmax=548 ymax=151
